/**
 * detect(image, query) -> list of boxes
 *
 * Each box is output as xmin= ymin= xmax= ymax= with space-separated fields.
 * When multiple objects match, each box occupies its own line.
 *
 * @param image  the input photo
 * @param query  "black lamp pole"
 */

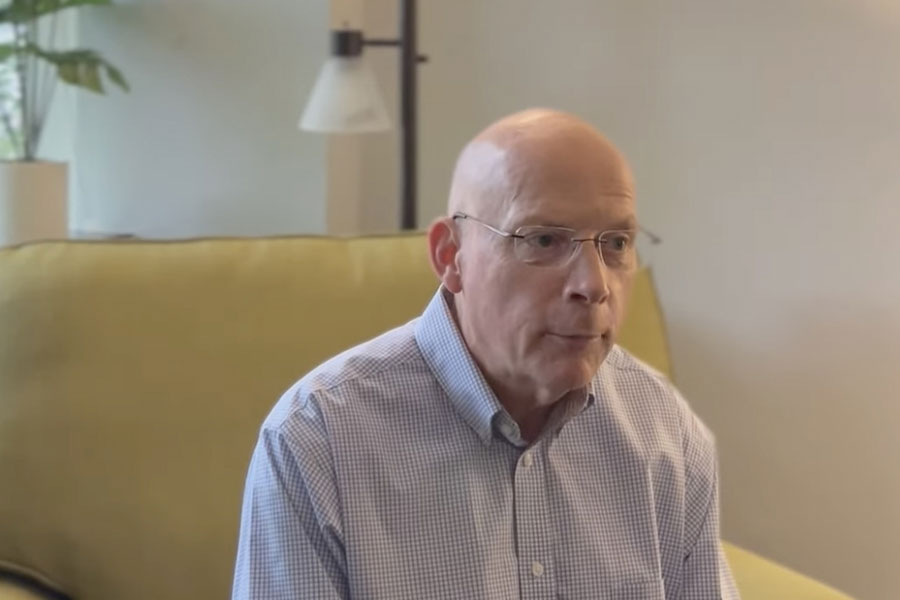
xmin=332 ymin=0 xmax=425 ymax=230
xmin=399 ymin=0 xmax=418 ymax=231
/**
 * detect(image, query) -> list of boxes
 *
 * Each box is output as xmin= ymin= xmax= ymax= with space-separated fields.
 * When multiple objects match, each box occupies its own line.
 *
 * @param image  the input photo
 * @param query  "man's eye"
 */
xmin=602 ymin=233 xmax=632 ymax=252
xmin=537 ymin=234 xmax=558 ymax=248
xmin=527 ymin=232 xmax=566 ymax=249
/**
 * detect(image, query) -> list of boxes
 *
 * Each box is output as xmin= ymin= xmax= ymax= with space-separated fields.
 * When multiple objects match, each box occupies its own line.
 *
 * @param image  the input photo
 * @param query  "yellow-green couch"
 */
xmin=0 ymin=235 xmax=853 ymax=599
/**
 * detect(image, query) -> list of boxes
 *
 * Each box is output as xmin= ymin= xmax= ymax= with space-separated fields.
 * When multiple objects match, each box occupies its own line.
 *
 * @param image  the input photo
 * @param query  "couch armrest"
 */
xmin=724 ymin=542 xmax=854 ymax=599
xmin=0 ymin=569 xmax=68 ymax=600
xmin=0 ymin=581 xmax=53 ymax=600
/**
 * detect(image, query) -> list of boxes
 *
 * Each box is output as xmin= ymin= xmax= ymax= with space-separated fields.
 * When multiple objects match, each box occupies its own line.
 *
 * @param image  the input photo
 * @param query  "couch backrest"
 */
xmin=0 ymin=235 xmax=670 ymax=600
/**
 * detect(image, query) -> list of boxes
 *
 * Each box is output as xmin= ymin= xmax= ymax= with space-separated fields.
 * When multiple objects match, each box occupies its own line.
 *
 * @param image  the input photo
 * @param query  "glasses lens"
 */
xmin=599 ymin=231 xmax=638 ymax=269
xmin=514 ymin=227 xmax=574 ymax=265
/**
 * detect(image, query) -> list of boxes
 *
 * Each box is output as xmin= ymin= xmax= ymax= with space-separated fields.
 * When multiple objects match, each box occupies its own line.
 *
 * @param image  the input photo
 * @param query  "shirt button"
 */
xmin=522 ymin=452 xmax=534 ymax=468
xmin=531 ymin=561 xmax=544 ymax=577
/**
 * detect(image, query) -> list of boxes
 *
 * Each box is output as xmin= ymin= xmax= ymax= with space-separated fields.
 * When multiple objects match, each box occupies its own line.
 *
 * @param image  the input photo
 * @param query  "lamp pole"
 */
xmin=359 ymin=0 xmax=423 ymax=230
xmin=399 ymin=0 xmax=418 ymax=231
xmin=308 ymin=1 xmax=425 ymax=230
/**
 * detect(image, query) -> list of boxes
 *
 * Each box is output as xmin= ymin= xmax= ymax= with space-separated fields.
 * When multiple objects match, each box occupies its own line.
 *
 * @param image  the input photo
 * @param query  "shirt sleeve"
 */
xmin=232 ymin=395 xmax=349 ymax=600
xmin=681 ymin=411 xmax=741 ymax=599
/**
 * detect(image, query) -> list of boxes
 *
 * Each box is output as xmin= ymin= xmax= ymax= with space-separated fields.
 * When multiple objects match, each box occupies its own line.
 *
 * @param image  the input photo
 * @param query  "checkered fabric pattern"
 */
xmin=232 ymin=290 xmax=739 ymax=599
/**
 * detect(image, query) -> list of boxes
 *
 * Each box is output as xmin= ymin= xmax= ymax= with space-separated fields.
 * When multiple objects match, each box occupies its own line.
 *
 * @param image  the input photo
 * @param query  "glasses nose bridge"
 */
xmin=570 ymin=236 xmax=606 ymax=267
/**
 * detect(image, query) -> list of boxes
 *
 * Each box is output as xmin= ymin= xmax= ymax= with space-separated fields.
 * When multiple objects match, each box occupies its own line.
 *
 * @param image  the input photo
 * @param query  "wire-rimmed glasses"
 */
xmin=452 ymin=212 xmax=656 ymax=269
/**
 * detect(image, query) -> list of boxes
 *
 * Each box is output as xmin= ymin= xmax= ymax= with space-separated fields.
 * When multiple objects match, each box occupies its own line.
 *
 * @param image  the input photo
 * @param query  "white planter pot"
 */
xmin=0 ymin=161 xmax=68 ymax=247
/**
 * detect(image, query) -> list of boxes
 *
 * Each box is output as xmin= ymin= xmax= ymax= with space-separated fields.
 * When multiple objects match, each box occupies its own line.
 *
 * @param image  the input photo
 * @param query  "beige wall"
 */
xmin=352 ymin=1 xmax=900 ymax=598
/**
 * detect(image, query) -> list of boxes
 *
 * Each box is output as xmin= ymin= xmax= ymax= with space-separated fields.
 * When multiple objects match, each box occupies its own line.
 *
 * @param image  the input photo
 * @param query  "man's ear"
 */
xmin=427 ymin=217 xmax=463 ymax=293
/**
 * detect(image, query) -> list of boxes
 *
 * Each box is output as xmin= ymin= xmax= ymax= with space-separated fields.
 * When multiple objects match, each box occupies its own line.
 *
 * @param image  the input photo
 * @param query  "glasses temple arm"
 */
xmin=640 ymin=226 xmax=663 ymax=245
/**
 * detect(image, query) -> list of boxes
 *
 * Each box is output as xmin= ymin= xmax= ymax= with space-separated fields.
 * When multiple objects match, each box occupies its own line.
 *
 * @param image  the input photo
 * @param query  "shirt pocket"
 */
xmin=607 ymin=577 xmax=666 ymax=599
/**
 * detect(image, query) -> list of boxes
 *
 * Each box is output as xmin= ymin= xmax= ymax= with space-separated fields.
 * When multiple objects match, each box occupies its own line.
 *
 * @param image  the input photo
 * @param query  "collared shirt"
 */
xmin=232 ymin=289 xmax=739 ymax=599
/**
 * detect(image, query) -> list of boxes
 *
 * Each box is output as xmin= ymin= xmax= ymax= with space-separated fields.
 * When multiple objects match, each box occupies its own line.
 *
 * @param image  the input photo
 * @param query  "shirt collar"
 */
xmin=415 ymin=287 xmax=596 ymax=447
xmin=415 ymin=288 xmax=503 ymax=446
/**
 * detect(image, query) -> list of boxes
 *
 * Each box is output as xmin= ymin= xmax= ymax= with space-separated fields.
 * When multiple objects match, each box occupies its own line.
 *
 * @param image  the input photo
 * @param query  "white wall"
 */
xmin=358 ymin=1 xmax=900 ymax=598
xmin=74 ymin=0 xmax=330 ymax=237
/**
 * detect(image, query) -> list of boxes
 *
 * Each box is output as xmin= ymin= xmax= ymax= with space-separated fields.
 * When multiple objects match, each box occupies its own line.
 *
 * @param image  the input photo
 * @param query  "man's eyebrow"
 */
xmin=506 ymin=213 xmax=639 ymax=231
xmin=609 ymin=217 xmax=639 ymax=230
xmin=510 ymin=219 xmax=575 ymax=230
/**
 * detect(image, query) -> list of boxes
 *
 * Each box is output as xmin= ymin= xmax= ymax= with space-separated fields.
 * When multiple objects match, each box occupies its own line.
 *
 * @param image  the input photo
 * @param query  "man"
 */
xmin=232 ymin=109 xmax=739 ymax=599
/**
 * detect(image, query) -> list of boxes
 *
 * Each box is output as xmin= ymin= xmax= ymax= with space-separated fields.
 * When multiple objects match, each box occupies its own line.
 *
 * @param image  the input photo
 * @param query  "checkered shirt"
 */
xmin=232 ymin=289 xmax=739 ymax=599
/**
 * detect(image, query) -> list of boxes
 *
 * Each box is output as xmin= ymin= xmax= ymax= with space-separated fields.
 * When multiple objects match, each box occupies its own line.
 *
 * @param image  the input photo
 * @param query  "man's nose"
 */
xmin=564 ymin=241 xmax=610 ymax=304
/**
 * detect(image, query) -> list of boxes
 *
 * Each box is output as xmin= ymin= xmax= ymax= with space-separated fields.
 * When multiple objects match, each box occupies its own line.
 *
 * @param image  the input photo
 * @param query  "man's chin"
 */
xmin=546 ymin=359 xmax=605 ymax=394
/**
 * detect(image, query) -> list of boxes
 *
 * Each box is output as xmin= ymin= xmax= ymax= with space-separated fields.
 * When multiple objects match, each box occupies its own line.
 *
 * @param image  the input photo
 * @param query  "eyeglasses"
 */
xmin=452 ymin=212 xmax=658 ymax=269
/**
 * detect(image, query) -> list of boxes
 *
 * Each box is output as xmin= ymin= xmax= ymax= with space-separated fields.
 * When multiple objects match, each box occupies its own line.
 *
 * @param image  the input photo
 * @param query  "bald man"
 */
xmin=233 ymin=109 xmax=739 ymax=599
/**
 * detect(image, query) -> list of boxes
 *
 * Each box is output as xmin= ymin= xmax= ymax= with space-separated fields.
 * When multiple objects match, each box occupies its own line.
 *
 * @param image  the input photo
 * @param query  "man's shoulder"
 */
xmin=604 ymin=344 xmax=673 ymax=387
xmin=601 ymin=344 xmax=682 ymax=408
xmin=302 ymin=319 xmax=426 ymax=394
xmin=263 ymin=319 xmax=427 ymax=433
xmin=598 ymin=345 xmax=715 ymax=449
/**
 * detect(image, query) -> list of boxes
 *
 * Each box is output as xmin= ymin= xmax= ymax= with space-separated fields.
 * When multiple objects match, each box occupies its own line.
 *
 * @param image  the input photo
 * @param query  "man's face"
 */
xmin=454 ymin=161 xmax=637 ymax=402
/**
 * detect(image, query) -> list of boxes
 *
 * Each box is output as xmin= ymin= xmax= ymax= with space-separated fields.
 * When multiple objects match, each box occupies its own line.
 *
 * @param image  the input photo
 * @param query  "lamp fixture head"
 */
xmin=298 ymin=29 xmax=391 ymax=133
xmin=332 ymin=29 xmax=364 ymax=57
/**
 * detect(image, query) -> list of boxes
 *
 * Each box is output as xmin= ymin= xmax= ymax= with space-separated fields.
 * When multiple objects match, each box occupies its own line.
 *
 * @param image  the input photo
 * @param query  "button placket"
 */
xmin=513 ymin=443 xmax=555 ymax=598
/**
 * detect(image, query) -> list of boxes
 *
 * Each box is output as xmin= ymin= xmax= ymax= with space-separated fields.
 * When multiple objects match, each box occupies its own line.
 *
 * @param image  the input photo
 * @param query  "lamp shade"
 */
xmin=299 ymin=56 xmax=391 ymax=133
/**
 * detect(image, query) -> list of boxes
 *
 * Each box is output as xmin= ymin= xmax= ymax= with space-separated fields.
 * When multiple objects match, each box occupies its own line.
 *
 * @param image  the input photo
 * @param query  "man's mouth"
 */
xmin=548 ymin=332 xmax=608 ymax=342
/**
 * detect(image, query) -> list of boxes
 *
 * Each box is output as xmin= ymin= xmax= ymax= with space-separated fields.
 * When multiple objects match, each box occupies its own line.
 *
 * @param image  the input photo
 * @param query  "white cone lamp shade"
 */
xmin=299 ymin=56 xmax=391 ymax=133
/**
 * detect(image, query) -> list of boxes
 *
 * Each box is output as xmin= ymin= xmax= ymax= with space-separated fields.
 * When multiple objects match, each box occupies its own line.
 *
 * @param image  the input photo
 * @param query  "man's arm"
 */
xmin=682 ymin=410 xmax=740 ymax=599
xmin=232 ymin=398 xmax=348 ymax=599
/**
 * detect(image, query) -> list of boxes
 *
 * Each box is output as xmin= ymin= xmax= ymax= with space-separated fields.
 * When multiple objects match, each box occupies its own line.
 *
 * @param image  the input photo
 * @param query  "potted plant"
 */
xmin=0 ymin=0 xmax=128 ymax=246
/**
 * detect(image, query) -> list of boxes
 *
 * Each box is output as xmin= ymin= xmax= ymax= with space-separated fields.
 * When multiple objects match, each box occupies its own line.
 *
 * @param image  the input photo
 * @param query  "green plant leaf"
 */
xmin=57 ymin=61 xmax=78 ymax=85
xmin=0 ymin=44 xmax=16 ymax=62
xmin=104 ymin=62 xmax=128 ymax=92
xmin=0 ymin=0 xmax=112 ymax=24
xmin=81 ymin=63 xmax=102 ymax=93
xmin=25 ymin=44 xmax=128 ymax=94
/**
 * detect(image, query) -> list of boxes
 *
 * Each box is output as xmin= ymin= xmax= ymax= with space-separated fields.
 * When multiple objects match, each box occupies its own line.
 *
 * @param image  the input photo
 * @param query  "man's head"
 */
xmin=428 ymin=108 xmax=638 ymax=407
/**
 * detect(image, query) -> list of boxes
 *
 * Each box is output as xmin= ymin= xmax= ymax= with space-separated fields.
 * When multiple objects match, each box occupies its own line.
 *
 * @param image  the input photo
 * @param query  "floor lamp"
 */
xmin=300 ymin=0 xmax=426 ymax=231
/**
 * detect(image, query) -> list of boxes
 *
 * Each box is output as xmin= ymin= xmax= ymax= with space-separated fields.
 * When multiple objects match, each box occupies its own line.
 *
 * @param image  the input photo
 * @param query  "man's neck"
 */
xmin=510 ymin=403 xmax=554 ymax=443
xmin=490 ymin=378 xmax=582 ymax=443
